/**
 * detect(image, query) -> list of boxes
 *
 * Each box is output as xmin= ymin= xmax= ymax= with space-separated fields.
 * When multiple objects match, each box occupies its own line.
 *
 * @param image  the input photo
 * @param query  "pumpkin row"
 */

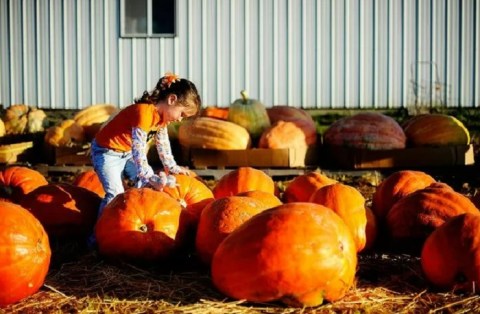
xmin=1 ymin=166 xmax=479 ymax=308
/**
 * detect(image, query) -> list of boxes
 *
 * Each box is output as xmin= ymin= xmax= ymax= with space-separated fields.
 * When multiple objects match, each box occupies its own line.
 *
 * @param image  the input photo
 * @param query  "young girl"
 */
xmin=91 ymin=72 xmax=201 ymax=217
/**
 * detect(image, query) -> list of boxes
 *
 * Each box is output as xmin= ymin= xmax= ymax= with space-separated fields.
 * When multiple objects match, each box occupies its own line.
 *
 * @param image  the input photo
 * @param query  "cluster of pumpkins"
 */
xmin=176 ymin=90 xmax=318 ymax=150
xmin=1 ymin=165 xmax=480 ymax=308
xmin=0 ymin=104 xmax=48 ymax=137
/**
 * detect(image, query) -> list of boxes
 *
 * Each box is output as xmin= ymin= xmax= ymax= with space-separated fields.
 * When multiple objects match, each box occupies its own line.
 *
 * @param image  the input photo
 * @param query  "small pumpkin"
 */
xmin=236 ymin=190 xmax=282 ymax=208
xmin=212 ymin=167 xmax=278 ymax=199
xmin=227 ymin=90 xmax=271 ymax=138
xmin=386 ymin=182 xmax=479 ymax=253
xmin=259 ymin=120 xmax=317 ymax=149
xmin=0 ymin=201 xmax=51 ymax=307
xmin=402 ymin=114 xmax=470 ymax=146
xmin=309 ymin=183 xmax=367 ymax=252
xmin=195 ymin=195 xmax=275 ymax=264
xmin=372 ymin=170 xmax=436 ymax=220
xmin=95 ymin=188 xmax=186 ymax=261
xmin=3 ymin=104 xmax=47 ymax=135
xmin=20 ymin=183 xmax=101 ymax=238
xmin=201 ymin=106 xmax=229 ymax=120
xmin=421 ymin=213 xmax=480 ymax=291
xmin=0 ymin=166 xmax=48 ymax=203
xmin=323 ymin=112 xmax=406 ymax=150
xmin=72 ymin=169 xmax=105 ymax=198
xmin=211 ymin=202 xmax=357 ymax=307
xmin=283 ymin=171 xmax=337 ymax=203
xmin=162 ymin=174 xmax=215 ymax=233
xmin=44 ymin=119 xmax=86 ymax=147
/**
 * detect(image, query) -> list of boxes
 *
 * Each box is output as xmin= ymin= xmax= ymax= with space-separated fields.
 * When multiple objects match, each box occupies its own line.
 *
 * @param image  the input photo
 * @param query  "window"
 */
xmin=121 ymin=0 xmax=176 ymax=37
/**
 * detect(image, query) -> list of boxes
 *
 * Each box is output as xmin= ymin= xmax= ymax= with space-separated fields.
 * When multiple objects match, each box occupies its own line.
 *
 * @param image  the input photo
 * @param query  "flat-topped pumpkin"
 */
xmin=323 ymin=112 xmax=406 ymax=150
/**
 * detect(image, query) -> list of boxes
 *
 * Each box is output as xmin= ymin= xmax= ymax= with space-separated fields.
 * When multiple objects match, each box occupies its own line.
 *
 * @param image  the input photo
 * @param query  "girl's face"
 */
xmin=163 ymin=103 xmax=189 ymax=123
xmin=159 ymin=94 xmax=195 ymax=123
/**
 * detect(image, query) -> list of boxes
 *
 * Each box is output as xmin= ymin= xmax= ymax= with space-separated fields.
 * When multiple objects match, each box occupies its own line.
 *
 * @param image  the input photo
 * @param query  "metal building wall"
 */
xmin=0 ymin=0 xmax=479 ymax=109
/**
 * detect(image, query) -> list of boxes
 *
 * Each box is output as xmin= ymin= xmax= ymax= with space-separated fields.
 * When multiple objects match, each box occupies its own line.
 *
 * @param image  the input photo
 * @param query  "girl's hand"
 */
xmin=165 ymin=165 xmax=192 ymax=176
xmin=148 ymin=172 xmax=177 ymax=191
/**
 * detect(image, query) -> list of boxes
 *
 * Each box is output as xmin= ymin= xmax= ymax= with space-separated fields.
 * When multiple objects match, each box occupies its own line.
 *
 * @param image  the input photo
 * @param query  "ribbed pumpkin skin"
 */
xmin=195 ymin=196 xmax=275 ymax=264
xmin=236 ymin=190 xmax=282 ymax=208
xmin=372 ymin=170 xmax=436 ymax=220
xmin=212 ymin=167 xmax=277 ymax=199
xmin=73 ymin=104 xmax=119 ymax=141
xmin=20 ymin=183 xmax=101 ymax=238
xmin=258 ymin=120 xmax=317 ymax=149
xmin=0 ymin=201 xmax=51 ymax=307
xmin=211 ymin=203 xmax=357 ymax=307
xmin=323 ymin=112 xmax=406 ymax=150
xmin=228 ymin=93 xmax=271 ymax=138
xmin=44 ymin=119 xmax=86 ymax=147
xmin=162 ymin=174 xmax=215 ymax=228
xmin=72 ymin=169 xmax=105 ymax=198
xmin=386 ymin=182 xmax=479 ymax=253
xmin=95 ymin=189 xmax=185 ymax=261
xmin=267 ymin=106 xmax=315 ymax=124
xmin=421 ymin=213 xmax=480 ymax=291
xmin=178 ymin=117 xmax=251 ymax=150
xmin=0 ymin=166 xmax=48 ymax=203
xmin=309 ymin=183 xmax=367 ymax=252
xmin=403 ymin=114 xmax=470 ymax=146
xmin=283 ymin=171 xmax=337 ymax=203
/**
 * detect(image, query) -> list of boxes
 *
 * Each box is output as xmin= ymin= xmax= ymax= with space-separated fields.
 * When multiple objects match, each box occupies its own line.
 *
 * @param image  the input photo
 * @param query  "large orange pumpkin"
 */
xmin=0 ymin=201 xmax=51 ymax=307
xmin=211 ymin=203 xmax=357 ymax=307
xmin=95 ymin=188 xmax=185 ymax=261
xmin=0 ymin=166 xmax=48 ymax=203
xmin=386 ymin=182 xmax=479 ymax=253
xmin=162 ymin=174 xmax=215 ymax=231
xmin=72 ymin=169 xmax=105 ymax=198
xmin=323 ymin=112 xmax=406 ymax=150
xmin=212 ymin=167 xmax=278 ymax=199
xmin=20 ymin=183 xmax=101 ymax=238
xmin=372 ymin=170 xmax=436 ymax=220
xmin=402 ymin=113 xmax=470 ymax=146
xmin=309 ymin=183 xmax=367 ymax=252
xmin=195 ymin=196 xmax=276 ymax=265
xmin=283 ymin=171 xmax=337 ymax=203
xmin=421 ymin=213 xmax=480 ymax=291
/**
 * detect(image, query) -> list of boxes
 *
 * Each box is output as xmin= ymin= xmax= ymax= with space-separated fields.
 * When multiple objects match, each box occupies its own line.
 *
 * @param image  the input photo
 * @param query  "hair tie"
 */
xmin=161 ymin=72 xmax=180 ymax=90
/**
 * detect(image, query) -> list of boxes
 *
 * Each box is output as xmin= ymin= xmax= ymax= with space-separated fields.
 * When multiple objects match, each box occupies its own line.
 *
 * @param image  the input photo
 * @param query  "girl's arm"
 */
xmin=132 ymin=127 xmax=175 ymax=189
xmin=155 ymin=126 xmax=188 ymax=175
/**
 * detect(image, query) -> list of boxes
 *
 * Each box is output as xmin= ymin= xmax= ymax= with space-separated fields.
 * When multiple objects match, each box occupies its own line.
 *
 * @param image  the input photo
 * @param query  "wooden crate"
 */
xmin=51 ymin=145 xmax=92 ymax=166
xmin=321 ymin=144 xmax=475 ymax=169
xmin=182 ymin=145 xmax=319 ymax=169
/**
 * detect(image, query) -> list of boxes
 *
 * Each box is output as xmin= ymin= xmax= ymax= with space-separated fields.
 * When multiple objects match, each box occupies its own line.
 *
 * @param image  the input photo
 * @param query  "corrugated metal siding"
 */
xmin=0 ymin=0 xmax=479 ymax=109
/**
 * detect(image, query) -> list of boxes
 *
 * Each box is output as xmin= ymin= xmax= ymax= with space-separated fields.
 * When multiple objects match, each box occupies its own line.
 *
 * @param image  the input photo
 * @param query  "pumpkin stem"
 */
xmin=139 ymin=224 xmax=148 ymax=233
xmin=240 ymin=90 xmax=248 ymax=104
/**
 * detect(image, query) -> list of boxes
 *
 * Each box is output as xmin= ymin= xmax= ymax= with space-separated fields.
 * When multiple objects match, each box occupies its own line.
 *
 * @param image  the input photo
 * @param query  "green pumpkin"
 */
xmin=228 ymin=90 xmax=271 ymax=138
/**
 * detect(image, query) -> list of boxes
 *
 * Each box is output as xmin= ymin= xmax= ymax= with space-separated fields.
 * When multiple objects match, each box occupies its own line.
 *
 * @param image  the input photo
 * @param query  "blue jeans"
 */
xmin=90 ymin=139 xmax=138 ymax=218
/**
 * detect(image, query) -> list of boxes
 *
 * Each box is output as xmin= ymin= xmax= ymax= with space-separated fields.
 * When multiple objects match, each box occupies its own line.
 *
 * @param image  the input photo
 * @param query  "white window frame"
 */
xmin=120 ymin=0 xmax=176 ymax=38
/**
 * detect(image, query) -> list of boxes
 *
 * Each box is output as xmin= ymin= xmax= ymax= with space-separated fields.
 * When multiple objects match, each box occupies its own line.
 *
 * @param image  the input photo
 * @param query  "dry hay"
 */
xmin=3 ymin=239 xmax=480 ymax=314
xmin=4 ymin=169 xmax=480 ymax=313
